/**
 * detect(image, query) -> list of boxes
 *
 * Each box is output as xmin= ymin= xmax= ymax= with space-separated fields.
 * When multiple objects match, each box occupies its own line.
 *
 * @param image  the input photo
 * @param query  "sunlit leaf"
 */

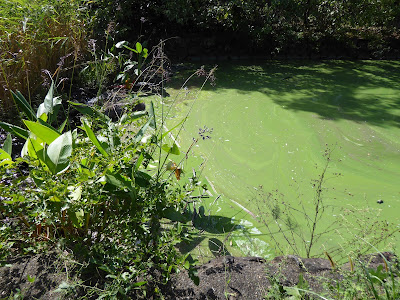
xmin=0 ymin=149 xmax=12 ymax=166
xmin=134 ymin=118 xmax=152 ymax=143
xmin=115 ymin=40 xmax=128 ymax=48
xmin=23 ymin=120 xmax=60 ymax=145
xmin=136 ymin=42 xmax=142 ymax=53
xmin=43 ymin=81 xmax=55 ymax=115
xmin=46 ymin=131 xmax=73 ymax=174
xmin=68 ymin=185 xmax=82 ymax=201
xmin=82 ymin=121 xmax=109 ymax=157
xmin=161 ymin=142 xmax=180 ymax=155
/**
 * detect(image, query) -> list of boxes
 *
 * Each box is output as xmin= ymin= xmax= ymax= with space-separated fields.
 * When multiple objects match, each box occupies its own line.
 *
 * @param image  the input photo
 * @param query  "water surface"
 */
xmin=159 ymin=60 xmax=400 ymax=260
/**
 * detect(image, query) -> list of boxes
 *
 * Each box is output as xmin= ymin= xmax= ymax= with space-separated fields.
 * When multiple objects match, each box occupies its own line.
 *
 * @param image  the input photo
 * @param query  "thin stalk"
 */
xmin=306 ymin=152 xmax=330 ymax=258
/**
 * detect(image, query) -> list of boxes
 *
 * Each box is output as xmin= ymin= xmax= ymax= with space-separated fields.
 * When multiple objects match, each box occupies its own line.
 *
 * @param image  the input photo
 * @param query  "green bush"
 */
xmin=0 ymin=63 xmax=212 ymax=296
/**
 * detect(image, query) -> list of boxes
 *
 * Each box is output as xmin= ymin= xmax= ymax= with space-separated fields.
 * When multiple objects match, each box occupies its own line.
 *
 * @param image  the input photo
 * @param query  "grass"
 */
xmin=0 ymin=0 xmax=90 ymax=109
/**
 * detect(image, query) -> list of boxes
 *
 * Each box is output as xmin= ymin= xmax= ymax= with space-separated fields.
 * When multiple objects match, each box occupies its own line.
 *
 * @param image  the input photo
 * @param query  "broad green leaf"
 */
xmin=149 ymin=101 xmax=156 ymax=129
xmin=37 ymin=81 xmax=62 ymax=123
xmin=37 ymin=118 xmax=61 ymax=134
xmin=132 ymin=281 xmax=146 ymax=287
xmin=134 ymin=153 xmax=144 ymax=172
xmin=69 ymin=101 xmax=110 ymax=123
xmin=23 ymin=120 xmax=60 ymax=145
xmin=46 ymin=131 xmax=73 ymax=174
xmin=105 ymin=173 xmax=133 ymax=191
xmin=0 ymin=121 xmax=29 ymax=140
xmin=3 ymin=133 xmax=12 ymax=155
xmin=82 ymin=121 xmax=109 ymax=157
xmin=135 ymin=171 xmax=152 ymax=187
xmin=11 ymin=90 xmax=36 ymax=121
xmin=31 ymin=172 xmax=44 ymax=187
xmin=36 ymin=105 xmax=48 ymax=121
xmin=136 ymin=42 xmax=142 ymax=53
xmin=161 ymin=142 xmax=180 ymax=155
xmin=0 ymin=149 xmax=12 ymax=166
xmin=162 ymin=207 xmax=190 ymax=223
xmin=23 ymin=136 xmax=44 ymax=160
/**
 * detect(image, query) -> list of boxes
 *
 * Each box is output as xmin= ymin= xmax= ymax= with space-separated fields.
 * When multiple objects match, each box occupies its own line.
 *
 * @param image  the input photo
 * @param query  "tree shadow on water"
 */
xmin=171 ymin=205 xmax=238 ymax=256
xmin=202 ymin=60 xmax=400 ymax=128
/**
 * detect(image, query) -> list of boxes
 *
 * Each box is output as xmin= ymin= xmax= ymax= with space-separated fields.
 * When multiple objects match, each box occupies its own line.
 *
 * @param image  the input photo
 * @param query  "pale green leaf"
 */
xmin=134 ymin=118 xmax=152 ymax=143
xmin=0 ymin=149 xmax=12 ymax=166
xmin=136 ymin=42 xmax=142 ymax=53
xmin=46 ymin=131 xmax=73 ymax=174
xmin=161 ymin=142 xmax=180 ymax=155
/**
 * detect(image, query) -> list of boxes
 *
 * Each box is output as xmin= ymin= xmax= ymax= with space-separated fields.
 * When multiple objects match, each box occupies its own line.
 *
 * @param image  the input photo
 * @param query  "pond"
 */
xmin=158 ymin=60 xmax=400 ymax=262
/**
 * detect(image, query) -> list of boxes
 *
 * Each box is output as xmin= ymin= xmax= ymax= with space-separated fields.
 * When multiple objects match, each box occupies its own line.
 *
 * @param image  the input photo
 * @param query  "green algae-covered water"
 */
xmin=158 ymin=60 xmax=400 ymax=261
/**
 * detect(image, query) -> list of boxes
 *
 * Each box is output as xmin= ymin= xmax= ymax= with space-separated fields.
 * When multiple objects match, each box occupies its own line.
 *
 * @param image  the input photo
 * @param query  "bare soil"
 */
xmin=0 ymin=251 xmax=396 ymax=299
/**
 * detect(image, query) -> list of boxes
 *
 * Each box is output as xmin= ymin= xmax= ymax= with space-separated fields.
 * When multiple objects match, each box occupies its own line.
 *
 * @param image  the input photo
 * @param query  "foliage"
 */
xmin=325 ymin=252 xmax=400 ymax=300
xmin=91 ymin=0 xmax=400 ymax=58
xmin=0 ymin=0 xmax=91 ymax=109
xmin=0 ymin=59 xmax=218 ymax=297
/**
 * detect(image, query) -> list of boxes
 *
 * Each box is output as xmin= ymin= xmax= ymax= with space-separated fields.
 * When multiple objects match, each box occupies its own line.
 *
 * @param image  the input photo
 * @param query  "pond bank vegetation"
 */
xmin=1 ymin=1 xmax=399 ymax=298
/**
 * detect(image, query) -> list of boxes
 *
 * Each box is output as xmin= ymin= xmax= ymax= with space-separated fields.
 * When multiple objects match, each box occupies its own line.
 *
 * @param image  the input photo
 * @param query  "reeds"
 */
xmin=0 ymin=0 xmax=90 ymax=110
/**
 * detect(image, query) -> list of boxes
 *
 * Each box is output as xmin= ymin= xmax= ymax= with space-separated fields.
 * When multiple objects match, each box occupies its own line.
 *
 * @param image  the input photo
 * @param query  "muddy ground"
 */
xmin=0 ymin=251 xmax=396 ymax=299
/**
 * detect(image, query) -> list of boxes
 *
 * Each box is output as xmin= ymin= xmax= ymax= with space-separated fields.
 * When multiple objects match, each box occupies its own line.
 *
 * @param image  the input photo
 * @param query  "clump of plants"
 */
xmin=0 ymin=0 xmax=90 ymax=109
xmin=0 ymin=47 xmax=217 ymax=297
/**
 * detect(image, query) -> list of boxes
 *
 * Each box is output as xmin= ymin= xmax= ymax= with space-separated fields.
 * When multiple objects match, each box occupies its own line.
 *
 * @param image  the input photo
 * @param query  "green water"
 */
xmin=158 ymin=60 xmax=400 ymax=261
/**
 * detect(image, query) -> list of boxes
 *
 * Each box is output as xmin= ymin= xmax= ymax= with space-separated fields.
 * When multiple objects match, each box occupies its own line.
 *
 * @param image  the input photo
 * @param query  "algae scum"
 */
xmin=163 ymin=60 xmax=400 ymax=260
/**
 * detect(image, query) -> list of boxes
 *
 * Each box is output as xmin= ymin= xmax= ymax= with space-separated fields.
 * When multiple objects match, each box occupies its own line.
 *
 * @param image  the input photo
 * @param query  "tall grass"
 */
xmin=0 ymin=0 xmax=91 ymax=110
